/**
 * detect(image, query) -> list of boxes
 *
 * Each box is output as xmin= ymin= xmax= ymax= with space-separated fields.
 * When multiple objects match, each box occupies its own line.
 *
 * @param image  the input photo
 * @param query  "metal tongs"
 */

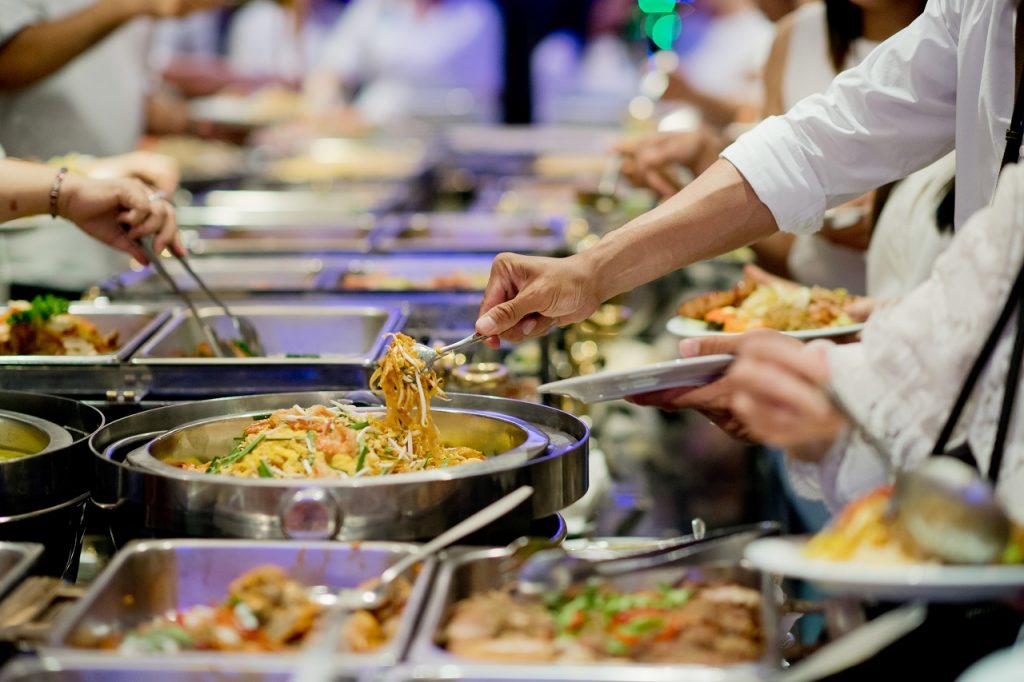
xmin=513 ymin=521 xmax=780 ymax=596
xmin=412 ymin=333 xmax=487 ymax=370
xmin=133 ymin=238 xmax=265 ymax=359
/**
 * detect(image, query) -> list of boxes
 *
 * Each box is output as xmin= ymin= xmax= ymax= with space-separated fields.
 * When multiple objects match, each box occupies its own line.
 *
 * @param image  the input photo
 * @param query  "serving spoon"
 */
xmin=291 ymin=485 xmax=533 ymax=682
xmin=824 ymin=383 xmax=1011 ymax=564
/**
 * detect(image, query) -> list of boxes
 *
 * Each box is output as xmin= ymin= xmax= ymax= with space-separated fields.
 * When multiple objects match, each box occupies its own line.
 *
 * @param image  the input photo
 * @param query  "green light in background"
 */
xmin=638 ymin=0 xmax=676 ymax=13
xmin=650 ymin=13 xmax=683 ymax=50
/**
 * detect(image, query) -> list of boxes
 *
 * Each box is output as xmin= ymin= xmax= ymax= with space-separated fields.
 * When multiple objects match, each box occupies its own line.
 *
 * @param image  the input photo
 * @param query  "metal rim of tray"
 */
xmin=125 ymin=407 xmax=552 ymax=488
xmin=0 ymin=408 xmax=74 ymax=460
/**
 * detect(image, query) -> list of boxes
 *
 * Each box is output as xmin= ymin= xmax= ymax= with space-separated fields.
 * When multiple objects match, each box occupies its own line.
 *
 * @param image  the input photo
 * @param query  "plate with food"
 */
xmin=744 ymin=487 xmax=1024 ymax=601
xmin=669 ymin=276 xmax=865 ymax=340
xmin=537 ymin=355 xmax=734 ymax=403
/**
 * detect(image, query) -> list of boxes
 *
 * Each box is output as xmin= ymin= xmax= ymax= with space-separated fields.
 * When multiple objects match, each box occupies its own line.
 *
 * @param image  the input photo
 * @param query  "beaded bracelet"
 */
xmin=49 ymin=166 xmax=68 ymax=219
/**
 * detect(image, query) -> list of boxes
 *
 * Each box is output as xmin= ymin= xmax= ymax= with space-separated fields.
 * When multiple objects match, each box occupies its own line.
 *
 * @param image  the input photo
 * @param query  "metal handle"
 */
xmin=438 ymin=333 xmax=487 ymax=358
xmin=380 ymin=486 xmax=533 ymax=584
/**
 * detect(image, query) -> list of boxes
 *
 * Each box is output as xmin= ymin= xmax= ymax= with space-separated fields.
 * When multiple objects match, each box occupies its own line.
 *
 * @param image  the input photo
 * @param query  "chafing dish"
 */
xmin=196 ymin=187 xmax=404 ymax=214
xmin=0 ymin=543 xmax=42 ymax=600
xmin=0 ymin=303 xmax=169 ymax=366
xmin=266 ymin=138 xmax=429 ymax=184
xmin=0 ymin=392 xmax=104 ymax=578
xmin=101 ymin=257 xmax=330 ymax=299
xmin=387 ymin=666 xmax=754 ymax=682
xmin=131 ymin=305 xmax=403 ymax=397
xmin=374 ymin=214 xmax=567 ymax=255
xmin=89 ymin=392 xmax=587 ymax=543
xmin=317 ymin=255 xmax=494 ymax=293
xmin=0 ymin=659 xmax=372 ymax=681
xmin=188 ymin=222 xmax=374 ymax=256
xmin=47 ymin=539 xmax=435 ymax=668
xmin=445 ymin=125 xmax=621 ymax=157
xmin=406 ymin=546 xmax=780 ymax=680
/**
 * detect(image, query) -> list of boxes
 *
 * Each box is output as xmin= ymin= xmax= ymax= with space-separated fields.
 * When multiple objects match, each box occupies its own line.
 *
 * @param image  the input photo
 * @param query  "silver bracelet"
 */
xmin=49 ymin=166 xmax=68 ymax=219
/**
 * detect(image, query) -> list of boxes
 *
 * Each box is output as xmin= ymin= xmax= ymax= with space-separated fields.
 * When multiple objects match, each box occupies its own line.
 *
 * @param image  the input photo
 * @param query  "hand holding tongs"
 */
xmin=125 ymin=213 xmax=265 ymax=358
xmin=513 ymin=521 xmax=780 ymax=596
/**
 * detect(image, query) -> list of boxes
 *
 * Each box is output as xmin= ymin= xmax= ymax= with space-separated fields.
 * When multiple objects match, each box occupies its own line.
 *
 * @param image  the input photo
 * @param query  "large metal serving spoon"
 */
xmin=412 ymin=333 xmax=487 ymax=370
xmin=291 ymin=486 xmax=534 ymax=682
xmin=824 ymin=383 xmax=1011 ymax=564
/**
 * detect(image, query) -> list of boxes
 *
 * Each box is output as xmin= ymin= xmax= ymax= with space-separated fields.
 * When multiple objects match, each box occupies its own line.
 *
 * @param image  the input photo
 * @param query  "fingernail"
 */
xmin=522 ymin=319 xmax=537 ymax=336
xmin=476 ymin=316 xmax=497 ymax=335
xmin=679 ymin=339 xmax=700 ymax=357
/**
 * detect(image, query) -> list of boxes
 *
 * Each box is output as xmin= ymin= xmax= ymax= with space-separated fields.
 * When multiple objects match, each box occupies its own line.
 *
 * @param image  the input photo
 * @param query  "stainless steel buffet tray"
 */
xmin=196 ymin=186 xmax=405 ymax=214
xmin=133 ymin=304 xmax=402 ymax=365
xmin=406 ymin=547 xmax=779 ymax=681
xmin=317 ymin=255 xmax=494 ymax=293
xmin=189 ymin=222 xmax=374 ymax=256
xmin=47 ymin=540 xmax=434 ymax=668
xmin=127 ymin=304 xmax=403 ymax=397
xmin=0 ymin=542 xmax=42 ymax=599
xmin=101 ymin=257 xmax=331 ymax=298
xmin=374 ymin=214 xmax=567 ymax=254
xmin=0 ymin=303 xmax=169 ymax=366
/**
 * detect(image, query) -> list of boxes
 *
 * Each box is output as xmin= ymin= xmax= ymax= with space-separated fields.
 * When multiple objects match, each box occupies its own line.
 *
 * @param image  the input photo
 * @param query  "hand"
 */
xmin=476 ymin=252 xmax=605 ymax=347
xmin=627 ymin=335 xmax=760 ymax=441
xmin=727 ymin=330 xmax=846 ymax=460
xmin=614 ymin=128 xmax=722 ymax=198
xmin=83 ymin=151 xmax=181 ymax=196
xmin=58 ymin=174 xmax=184 ymax=263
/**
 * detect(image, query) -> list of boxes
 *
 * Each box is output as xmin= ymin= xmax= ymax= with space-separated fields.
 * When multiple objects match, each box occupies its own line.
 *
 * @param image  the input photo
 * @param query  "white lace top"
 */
xmin=786 ymin=164 xmax=1024 ymax=524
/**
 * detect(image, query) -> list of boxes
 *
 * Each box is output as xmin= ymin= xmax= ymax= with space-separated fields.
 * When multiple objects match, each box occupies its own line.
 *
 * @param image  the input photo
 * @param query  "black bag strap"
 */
xmin=931 ymin=1 xmax=1024 ymax=484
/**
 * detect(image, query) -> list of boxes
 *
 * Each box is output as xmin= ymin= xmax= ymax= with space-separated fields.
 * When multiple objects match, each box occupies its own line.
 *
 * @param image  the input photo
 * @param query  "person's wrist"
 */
xmin=100 ymin=0 xmax=140 ymax=22
xmin=577 ymin=238 xmax=621 ymax=304
xmin=56 ymin=173 xmax=84 ymax=220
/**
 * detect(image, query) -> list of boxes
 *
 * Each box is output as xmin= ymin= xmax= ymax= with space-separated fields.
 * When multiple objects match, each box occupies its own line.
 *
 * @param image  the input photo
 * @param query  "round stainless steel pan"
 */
xmin=129 ymin=407 xmax=550 ymax=484
xmin=90 ymin=391 xmax=588 ymax=542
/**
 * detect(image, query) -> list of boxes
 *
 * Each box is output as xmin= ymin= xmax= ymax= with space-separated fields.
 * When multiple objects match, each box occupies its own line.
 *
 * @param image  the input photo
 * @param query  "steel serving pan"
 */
xmin=89 ymin=392 xmax=587 ymax=542
xmin=0 ymin=659 xmax=362 ymax=682
xmin=196 ymin=187 xmax=405 ymax=214
xmin=0 ymin=409 xmax=73 ymax=460
xmin=317 ymin=255 xmax=494 ymax=293
xmin=0 ymin=303 xmax=170 ymax=366
xmin=407 ymin=546 xmax=780 ymax=680
xmin=133 ymin=304 xmax=402 ymax=365
xmin=0 ymin=542 xmax=43 ymax=600
xmin=47 ymin=539 xmax=435 ymax=669
xmin=101 ymin=257 xmax=331 ymax=298
xmin=131 ymin=407 xmax=549 ymax=482
xmin=0 ymin=392 xmax=104 ymax=517
xmin=188 ymin=223 xmax=374 ymax=256
xmin=374 ymin=213 xmax=568 ymax=255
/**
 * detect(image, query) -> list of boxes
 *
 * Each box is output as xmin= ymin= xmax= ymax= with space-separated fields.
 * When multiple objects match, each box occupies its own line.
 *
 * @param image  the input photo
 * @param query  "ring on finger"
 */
xmin=147 ymin=190 xmax=167 ymax=203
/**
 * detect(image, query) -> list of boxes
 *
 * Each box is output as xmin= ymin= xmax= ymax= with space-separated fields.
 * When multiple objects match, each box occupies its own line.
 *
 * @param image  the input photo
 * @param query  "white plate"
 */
xmin=537 ymin=355 xmax=733 ymax=403
xmin=744 ymin=537 xmax=1024 ymax=602
xmin=667 ymin=316 xmax=865 ymax=340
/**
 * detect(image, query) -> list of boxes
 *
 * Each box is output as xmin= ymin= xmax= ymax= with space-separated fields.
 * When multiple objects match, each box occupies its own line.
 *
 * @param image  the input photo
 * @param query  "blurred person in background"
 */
xmin=619 ymin=0 xmax=949 ymax=296
xmin=531 ymin=0 xmax=644 ymax=125
xmin=667 ymin=0 xmax=774 ymax=127
xmin=0 ymin=0 xmax=223 ymax=299
xmin=313 ymin=0 xmax=504 ymax=126
xmin=226 ymin=0 xmax=348 ymax=84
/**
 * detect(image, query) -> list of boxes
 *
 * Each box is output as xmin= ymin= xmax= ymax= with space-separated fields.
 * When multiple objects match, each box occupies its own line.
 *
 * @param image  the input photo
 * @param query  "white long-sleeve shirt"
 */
xmin=721 ymin=0 xmax=1015 ymax=234
xmin=787 ymin=164 xmax=1024 ymax=524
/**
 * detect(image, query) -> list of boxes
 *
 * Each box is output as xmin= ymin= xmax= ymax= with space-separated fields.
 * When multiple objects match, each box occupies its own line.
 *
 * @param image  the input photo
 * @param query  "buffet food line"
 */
xmin=0 ymin=124 xmax=1021 ymax=682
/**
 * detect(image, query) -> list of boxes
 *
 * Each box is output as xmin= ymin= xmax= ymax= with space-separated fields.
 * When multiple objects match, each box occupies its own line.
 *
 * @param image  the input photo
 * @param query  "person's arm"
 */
xmin=0 ymin=159 xmax=182 ymax=262
xmin=734 ymin=164 xmax=1024 ymax=511
xmin=0 ymin=0 xmax=224 ymax=91
xmin=476 ymin=0 xmax=961 ymax=340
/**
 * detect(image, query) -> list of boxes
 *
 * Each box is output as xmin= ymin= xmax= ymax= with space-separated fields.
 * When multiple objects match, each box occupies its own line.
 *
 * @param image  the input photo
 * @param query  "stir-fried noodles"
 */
xmin=176 ymin=333 xmax=485 ymax=479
